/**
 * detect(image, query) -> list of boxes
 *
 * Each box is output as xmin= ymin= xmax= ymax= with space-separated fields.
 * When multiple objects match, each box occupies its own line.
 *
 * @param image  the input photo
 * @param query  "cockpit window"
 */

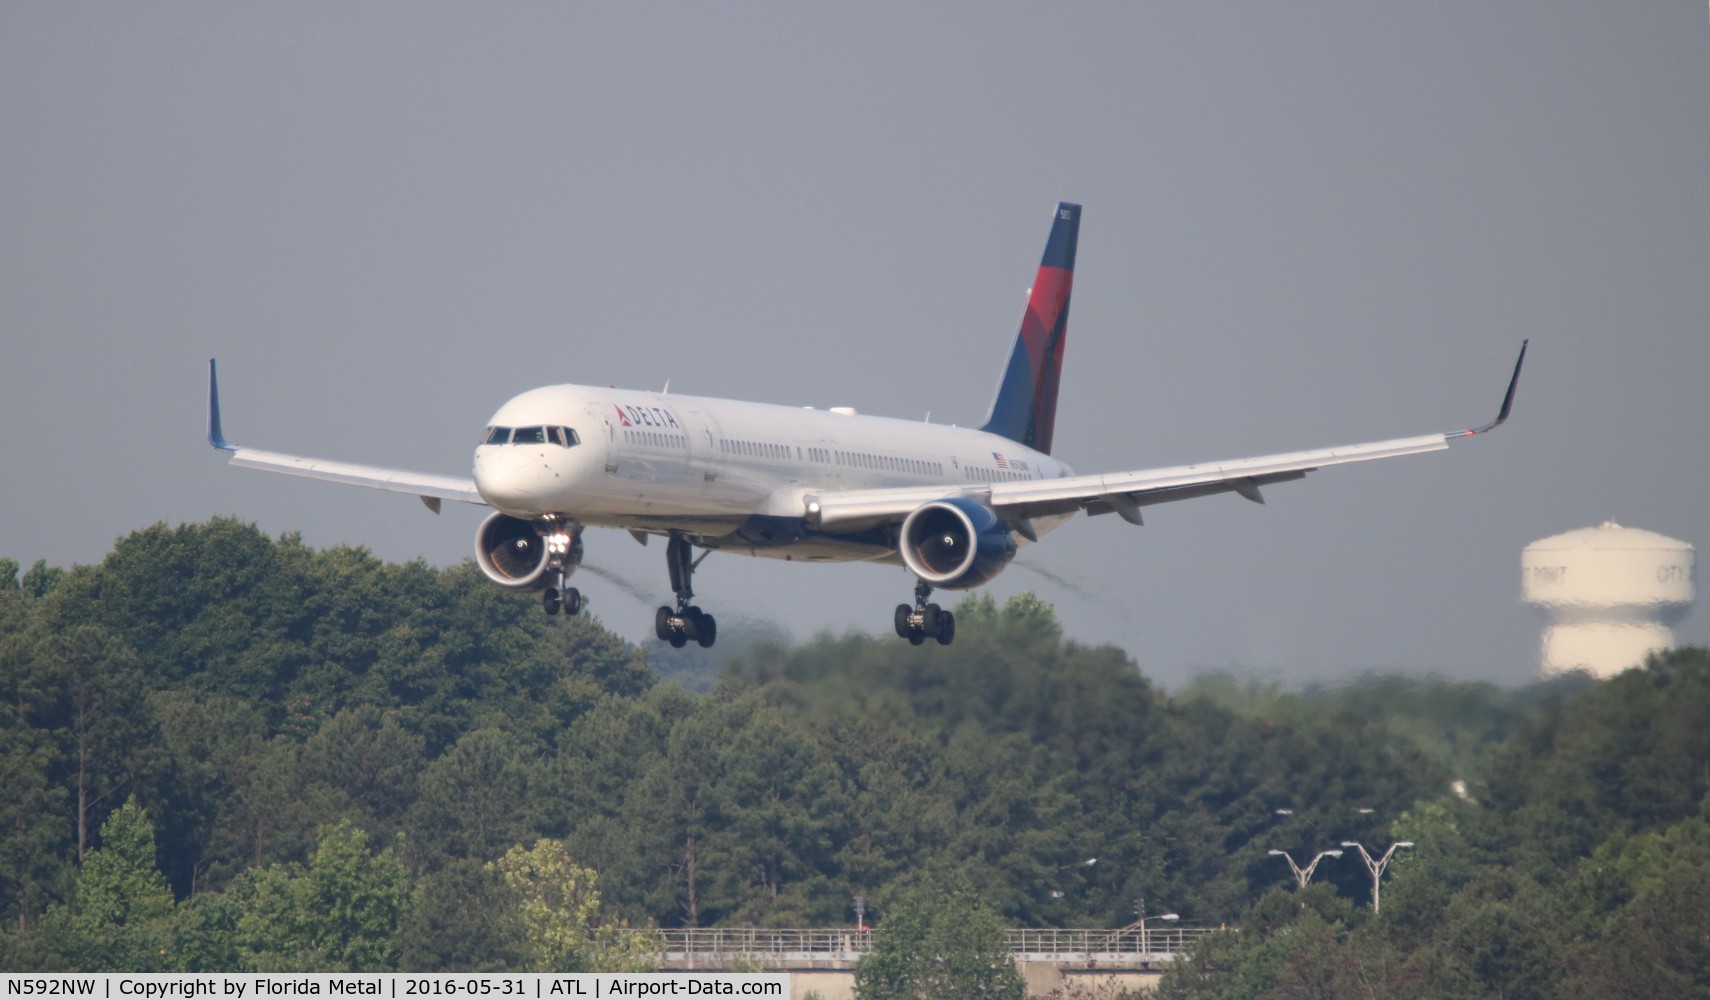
xmin=482 ymin=425 xmax=579 ymax=447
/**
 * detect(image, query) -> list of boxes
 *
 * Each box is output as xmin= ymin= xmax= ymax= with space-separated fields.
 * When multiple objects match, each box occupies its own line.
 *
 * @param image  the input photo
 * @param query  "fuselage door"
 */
xmin=587 ymin=400 xmax=617 ymax=474
xmin=678 ymin=401 xmax=724 ymax=489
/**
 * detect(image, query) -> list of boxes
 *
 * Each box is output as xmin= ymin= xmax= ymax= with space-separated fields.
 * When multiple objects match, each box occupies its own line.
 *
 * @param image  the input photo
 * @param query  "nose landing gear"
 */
xmin=654 ymin=531 xmax=717 ymax=649
xmin=894 ymin=579 xmax=955 ymax=645
xmin=541 ymin=524 xmax=583 ymax=617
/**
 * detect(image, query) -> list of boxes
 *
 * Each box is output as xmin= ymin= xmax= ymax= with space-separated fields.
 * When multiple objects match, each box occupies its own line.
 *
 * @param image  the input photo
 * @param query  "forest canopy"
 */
xmin=2 ymin=519 xmax=1705 ymax=992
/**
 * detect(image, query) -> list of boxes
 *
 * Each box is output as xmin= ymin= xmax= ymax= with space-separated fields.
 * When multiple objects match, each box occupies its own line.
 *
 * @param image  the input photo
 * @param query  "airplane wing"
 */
xmin=807 ymin=342 xmax=1527 ymax=536
xmin=206 ymin=360 xmax=486 ymax=512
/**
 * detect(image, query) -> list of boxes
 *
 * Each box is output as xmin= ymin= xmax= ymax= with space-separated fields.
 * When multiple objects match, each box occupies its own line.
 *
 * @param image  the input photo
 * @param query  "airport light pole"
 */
xmin=1340 ymin=841 xmax=1413 ymax=913
xmin=1134 ymin=898 xmax=1178 ymax=957
xmin=1275 ymin=806 xmax=1377 ymax=838
xmin=1273 ymin=807 xmax=1327 ymax=840
xmin=1047 ymin=857 xmax=1097 ymax=899
xmin=1267 ymin=848 xmax=1343 ymax=888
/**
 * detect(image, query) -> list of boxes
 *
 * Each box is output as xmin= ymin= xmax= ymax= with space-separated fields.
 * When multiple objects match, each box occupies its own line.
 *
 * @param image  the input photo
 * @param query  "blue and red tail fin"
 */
xmin=980 ymin=202 xmax=1079 ymax=455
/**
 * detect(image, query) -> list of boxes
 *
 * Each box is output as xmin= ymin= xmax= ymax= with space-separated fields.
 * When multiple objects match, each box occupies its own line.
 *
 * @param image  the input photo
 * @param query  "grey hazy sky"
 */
xmin=4 ymin=3 xmax=1707 ymax=689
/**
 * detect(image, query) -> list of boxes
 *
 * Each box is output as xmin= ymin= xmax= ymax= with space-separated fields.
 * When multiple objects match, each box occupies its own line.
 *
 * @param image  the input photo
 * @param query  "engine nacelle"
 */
xmin=474 ymin=512 xmax=579 ymax=591
xmin=899 ymin=497 xmax=1016 ymax=590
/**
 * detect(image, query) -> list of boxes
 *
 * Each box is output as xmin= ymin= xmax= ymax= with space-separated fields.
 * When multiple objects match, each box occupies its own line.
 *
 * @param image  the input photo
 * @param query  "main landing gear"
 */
xmin=895 ymin=579 xmax=955 ymax=646
xmin=544 ymin=584 xmax=581 ymax=616
xmin=542 ymin=525 xmax=583 ymax=617
xmin=655 ymin=532 xmax=717 ymax=649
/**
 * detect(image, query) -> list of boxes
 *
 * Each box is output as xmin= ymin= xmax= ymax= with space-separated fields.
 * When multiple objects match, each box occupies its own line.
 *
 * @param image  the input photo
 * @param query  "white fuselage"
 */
xmin=472 ymin=384 xmax=1075 ymax=562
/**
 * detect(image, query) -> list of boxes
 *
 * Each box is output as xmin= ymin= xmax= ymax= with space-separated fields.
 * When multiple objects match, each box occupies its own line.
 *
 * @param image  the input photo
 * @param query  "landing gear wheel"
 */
xmin=923 ymin=603 xmax=943 ymax=638
xmin=934 ymin=611 xmax=955 ymax=645
xmin=564 ymin=587 xmax=582 ymax=616
xmin=908 ymin=632 xmax=926 ymax=646
xmin=696 ymin=613 xmax=717 ymax=649
xmin=544 ymin=588 xmax=562 ymax=616
xmin=655 ymin=606 xmax=675 ymax=641
xmin=895 ymin=604 xmax=913 ymax=638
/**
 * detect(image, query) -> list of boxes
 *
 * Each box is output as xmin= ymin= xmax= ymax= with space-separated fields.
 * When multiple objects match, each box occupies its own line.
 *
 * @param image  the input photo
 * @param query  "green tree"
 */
xmin=854 ymin=876 xmax=1024 ymax=1000
xmin=405 ymin=728 xmax=538 ymax=868
xmin=818 ymin=712 xmax=957 ymax=922
xmin=147 ymin=690 xmax=272 ymax=895
xmin=1476 ymin=648 xmax=1710 ymax=878
xmin=616 ymin=690 xmax=847 ymax=926
xmin=226 ymin=820 xmax=406 ymax=972
xmin=19 ymin=561 xmax=65 ymax=600
xmin=0 ymin=599 xmax=67 ymax=930
xmin=0 ymin=726 xmax=65 ymax=930
xmin=399 ymin=858 xmax=527 ymax=972
xmin=43 ymin=626 xmax=154 ymax=863
xmin=1564 ymin=815 xmax=1710 ymax=998
xmin=300 ymin=706 xmax=424 ymax=841
xmin=39 ymin=797 xmax=174 ymax=971
xmin=492 ymin=839 xmax=660 ymax=973
xmin=1421 ymin=869 xmax=1569 ymax=1000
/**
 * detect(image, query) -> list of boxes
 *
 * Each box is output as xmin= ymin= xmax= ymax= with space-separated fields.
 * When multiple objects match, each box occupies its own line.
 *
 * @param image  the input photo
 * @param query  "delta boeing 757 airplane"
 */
xmin=208 ymin=203 xmax=1526 ymax=649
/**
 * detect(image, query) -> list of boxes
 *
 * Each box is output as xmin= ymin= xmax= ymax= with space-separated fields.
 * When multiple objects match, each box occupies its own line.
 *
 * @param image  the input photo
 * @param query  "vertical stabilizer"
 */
xmin=980 ymin=202 xmax=1079 ymax=455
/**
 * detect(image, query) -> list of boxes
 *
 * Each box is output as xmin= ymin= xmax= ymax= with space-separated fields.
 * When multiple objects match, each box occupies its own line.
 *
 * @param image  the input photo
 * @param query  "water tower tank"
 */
xmin=1521 ymin=522 xmax=1695 ymax=678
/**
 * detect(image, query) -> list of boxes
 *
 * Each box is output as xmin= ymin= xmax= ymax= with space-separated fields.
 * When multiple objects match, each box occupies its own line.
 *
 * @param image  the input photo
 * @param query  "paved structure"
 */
xmin=650 ymin=926 xmax=1217 ymax=999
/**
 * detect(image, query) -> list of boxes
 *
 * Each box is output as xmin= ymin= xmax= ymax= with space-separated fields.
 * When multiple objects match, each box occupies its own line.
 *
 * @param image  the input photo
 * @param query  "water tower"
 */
xmin=1521 ymin=522 xmax=1695 ymax=678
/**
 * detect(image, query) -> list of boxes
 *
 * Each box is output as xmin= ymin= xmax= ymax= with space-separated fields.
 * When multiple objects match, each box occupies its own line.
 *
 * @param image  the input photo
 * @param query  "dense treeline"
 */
xmin=1156 ymin=646 xmax=1710 ymax=999
xmin=1 ymin=519 xmax=1705 ymax=991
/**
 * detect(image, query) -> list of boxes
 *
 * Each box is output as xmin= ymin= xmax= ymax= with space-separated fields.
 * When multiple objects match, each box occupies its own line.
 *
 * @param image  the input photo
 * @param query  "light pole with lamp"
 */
xmin=1267 ymin=847 xmax=1343 ymax=888
xmin=1134 ymin=898 xmax=1179 ymax=957
xmin=1273 ymin=807 xmax=1322 ymax=835
xmin=1046 ymin=857 xmax=1097 ymax=899
xmin=1340 ymin=841 xmax=1413 ymax=913
xmin=1275 ymin=806 xmax=1377 ymax=829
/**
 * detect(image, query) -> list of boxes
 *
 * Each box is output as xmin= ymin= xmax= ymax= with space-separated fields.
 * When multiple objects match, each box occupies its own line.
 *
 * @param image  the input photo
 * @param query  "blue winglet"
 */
xmin=207 ymin=358 xmax=235 ymax=452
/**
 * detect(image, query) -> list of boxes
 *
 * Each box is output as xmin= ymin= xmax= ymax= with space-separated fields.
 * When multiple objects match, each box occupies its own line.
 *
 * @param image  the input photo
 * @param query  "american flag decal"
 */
xmin=993 ymin=452 xmax=1009 ymax=469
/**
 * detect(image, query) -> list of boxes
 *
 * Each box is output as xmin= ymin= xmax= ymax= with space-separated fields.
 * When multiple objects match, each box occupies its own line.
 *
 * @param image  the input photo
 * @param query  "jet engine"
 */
xmin=898 ymin=497 xmax=1016 ymax=589
xmin=474 ymin=512 xmax=580 ymax=591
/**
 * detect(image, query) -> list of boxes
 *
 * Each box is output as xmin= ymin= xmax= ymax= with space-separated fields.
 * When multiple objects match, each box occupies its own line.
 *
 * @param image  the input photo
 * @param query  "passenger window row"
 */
xmin=625 ymin=429 xmax=686 ymax=449
xmin=721 ymin=439 xmax=790 ymax=459
xmin=831 ymin=449 xmax=943 ymax=477
xmin=727 ymin=440 xmax=945 ymax=477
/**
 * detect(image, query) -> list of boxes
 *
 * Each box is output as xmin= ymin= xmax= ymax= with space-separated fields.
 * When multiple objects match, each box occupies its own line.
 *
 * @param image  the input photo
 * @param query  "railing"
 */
xmin=652 ymin=926 xmax=1216 ymax=965
xmin=1004 ymin=926 xmax=1213 ymax=960
xmin=658 ymin=928 xmax=868 ymax=962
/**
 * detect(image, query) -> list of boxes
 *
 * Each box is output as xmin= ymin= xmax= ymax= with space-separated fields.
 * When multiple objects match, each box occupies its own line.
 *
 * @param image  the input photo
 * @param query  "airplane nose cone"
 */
xmin=474 ymin=449 xmax=549 ymax=511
